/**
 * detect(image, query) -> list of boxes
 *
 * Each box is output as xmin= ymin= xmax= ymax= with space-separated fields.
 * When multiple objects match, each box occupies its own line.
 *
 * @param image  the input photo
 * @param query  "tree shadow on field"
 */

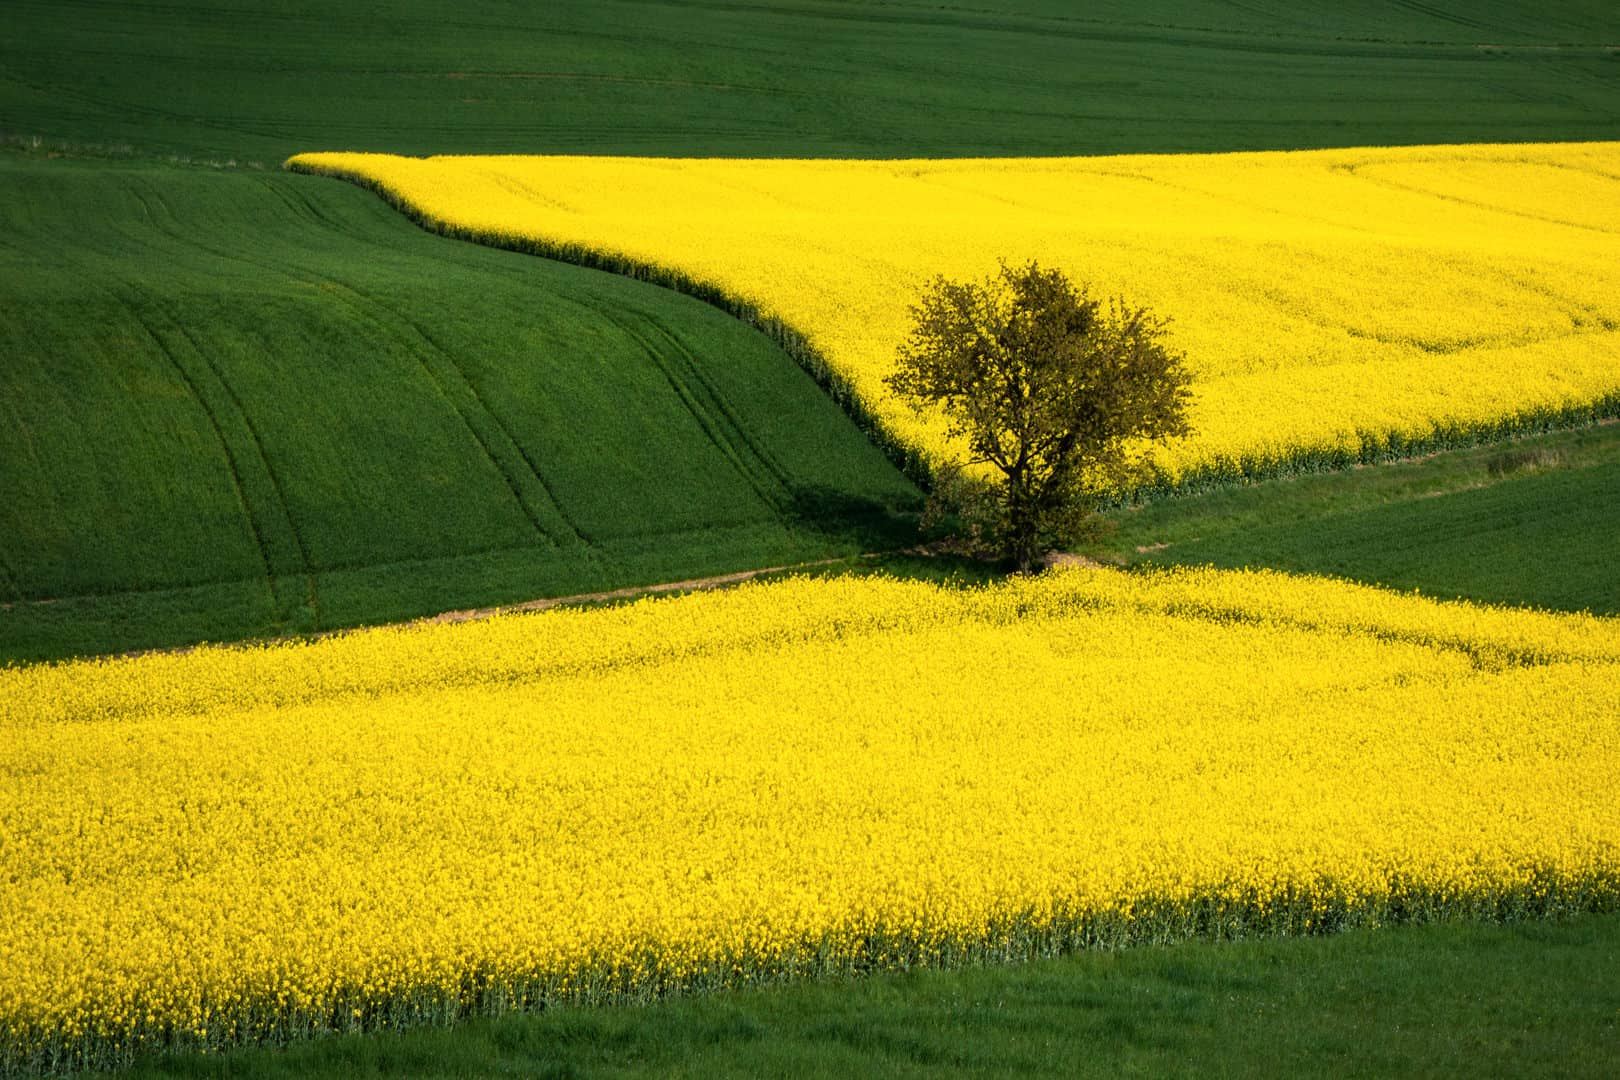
xmin=780 ymin=483 xmax=924 ymax=551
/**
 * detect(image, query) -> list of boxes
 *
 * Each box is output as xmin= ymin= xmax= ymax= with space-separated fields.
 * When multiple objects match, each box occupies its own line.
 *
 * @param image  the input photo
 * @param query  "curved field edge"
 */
xmin=5 ymin=567 xmax=1619 ymax=1074
xmin=281 ymin=157 xmax=931 ymax=484
xmin=282 ymin=154 xmax=1620 ymax=501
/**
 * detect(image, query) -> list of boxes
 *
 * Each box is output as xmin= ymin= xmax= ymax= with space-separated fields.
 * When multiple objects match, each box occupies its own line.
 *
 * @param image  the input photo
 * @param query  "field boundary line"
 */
xmin=1 ymin=511 xmax=841 ymax=610
xmin=82 ymin=552 xmax=888 ymax=660
xmin=283 ymin=157 xmax=931 ymax=484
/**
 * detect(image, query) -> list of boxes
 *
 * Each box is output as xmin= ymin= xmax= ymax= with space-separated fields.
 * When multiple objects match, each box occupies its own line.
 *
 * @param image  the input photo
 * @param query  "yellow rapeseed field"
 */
xmin=287 ymin=144 xmax=1620 ymax=486
xmin=4 ymin=567 xmax=1618 ymax=1070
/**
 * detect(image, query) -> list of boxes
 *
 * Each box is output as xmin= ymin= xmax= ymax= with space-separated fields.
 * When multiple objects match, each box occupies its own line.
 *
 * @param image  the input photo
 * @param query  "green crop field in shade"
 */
xmin=1093 ymin=423 xmax=1620 ymax=616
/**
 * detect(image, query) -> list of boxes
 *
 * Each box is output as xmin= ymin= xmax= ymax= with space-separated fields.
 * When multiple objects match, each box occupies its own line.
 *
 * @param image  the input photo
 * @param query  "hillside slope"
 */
xmin=0 ymin=156 xmax=916 ymax=661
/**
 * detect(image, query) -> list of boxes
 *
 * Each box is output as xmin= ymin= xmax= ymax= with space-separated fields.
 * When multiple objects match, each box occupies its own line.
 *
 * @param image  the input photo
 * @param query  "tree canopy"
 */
xmin=886 ymin=260 xmax=1192 ymax=570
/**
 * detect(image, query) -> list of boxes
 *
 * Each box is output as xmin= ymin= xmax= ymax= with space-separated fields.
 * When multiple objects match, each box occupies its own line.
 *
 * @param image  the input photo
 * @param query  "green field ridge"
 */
xmin=7 ymin=1 xmax=1620 ymax=161
xmin=1093 ymin=422 xmax=1620 ymax=614
xmin=282 ymin=155 xmax=934 ymax=486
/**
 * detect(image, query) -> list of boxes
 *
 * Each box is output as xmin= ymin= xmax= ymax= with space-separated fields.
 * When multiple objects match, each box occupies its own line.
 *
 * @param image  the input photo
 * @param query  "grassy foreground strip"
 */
xmin=286 ymin=144 xmax=1620 ymax=491
xmin=4 ymin=568 xmax=1617 ymax=1073
xmin=1094 ymin=421 xmax=1620 ymax=615
xmin=119 ymin=914 xmax=1620 ymax=1078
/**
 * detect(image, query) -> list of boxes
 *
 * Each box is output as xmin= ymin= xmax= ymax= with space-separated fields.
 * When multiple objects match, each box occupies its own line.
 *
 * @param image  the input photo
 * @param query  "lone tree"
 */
xmin=886 ymin=260 xmax=1192 ymax=571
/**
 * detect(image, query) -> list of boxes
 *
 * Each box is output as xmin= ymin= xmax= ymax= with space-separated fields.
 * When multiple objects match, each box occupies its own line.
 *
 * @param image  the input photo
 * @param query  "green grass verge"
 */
xmin=6 ymin=1 xmax=1620 ymax=160
xmin=111 ymin=913 xmax=1620 ymax=1078
xmin=0 ymin=153 xmax=918 ymax=662
xmin=1090 ymin=422 xmax=1620 ymax=615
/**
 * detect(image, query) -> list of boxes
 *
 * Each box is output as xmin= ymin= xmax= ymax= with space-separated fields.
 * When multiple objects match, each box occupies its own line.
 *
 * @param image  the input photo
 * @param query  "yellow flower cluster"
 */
xmin=4 ymin=567 xmax=1618 ymax=1069
xmin=287 ymin=144 xmax=1620 ymax=487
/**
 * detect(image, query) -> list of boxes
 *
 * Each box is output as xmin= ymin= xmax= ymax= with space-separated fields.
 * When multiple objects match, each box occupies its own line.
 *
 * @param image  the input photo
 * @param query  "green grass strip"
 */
xmin=1093 ymin=421 xmax=1620 ymax=615
xmin=99 ymin=911 xmax=1620 ymax=1079
xmin=12 ymin=875 xmax=1616 ymax=1076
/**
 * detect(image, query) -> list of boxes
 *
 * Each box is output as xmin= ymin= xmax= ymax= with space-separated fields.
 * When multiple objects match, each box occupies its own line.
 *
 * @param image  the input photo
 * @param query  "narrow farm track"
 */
xmin=349 ymin=553 xmax=891 ymax=637
xmin=58 ymin=553 xmax=887 ymax=661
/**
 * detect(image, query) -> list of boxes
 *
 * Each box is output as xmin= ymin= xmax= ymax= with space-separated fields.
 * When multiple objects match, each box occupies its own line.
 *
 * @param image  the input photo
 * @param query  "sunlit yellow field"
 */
xmin=288 ymin=143 xmax=1620 ymax=486
xmin=5 ymin=567 xmax=1618 ymax=1070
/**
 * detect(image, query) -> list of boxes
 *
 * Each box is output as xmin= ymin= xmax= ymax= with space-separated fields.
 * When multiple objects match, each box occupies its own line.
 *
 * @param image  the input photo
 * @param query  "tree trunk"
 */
xmin=1004 ymin=467 xmax=1039 ymax=572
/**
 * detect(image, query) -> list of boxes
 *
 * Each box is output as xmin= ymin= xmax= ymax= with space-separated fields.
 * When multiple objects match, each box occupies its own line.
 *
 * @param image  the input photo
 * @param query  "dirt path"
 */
xmin=422 ymin=546 xmax=1101 ymax=628
xmin=93 ymin=554 xmax=887 ymax=659
xmin=415 ymin=553 xmax=883 ymax=627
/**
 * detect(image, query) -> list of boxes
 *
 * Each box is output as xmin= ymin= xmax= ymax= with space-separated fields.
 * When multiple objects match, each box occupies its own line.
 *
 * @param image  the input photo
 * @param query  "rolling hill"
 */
xmin=0 ymin=155 xmax=916 ymax=661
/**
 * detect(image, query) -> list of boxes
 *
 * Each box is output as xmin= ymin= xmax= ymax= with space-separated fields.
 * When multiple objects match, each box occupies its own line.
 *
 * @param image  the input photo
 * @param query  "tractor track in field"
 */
xmin=137 ymin=171 xmax=590 ymax=553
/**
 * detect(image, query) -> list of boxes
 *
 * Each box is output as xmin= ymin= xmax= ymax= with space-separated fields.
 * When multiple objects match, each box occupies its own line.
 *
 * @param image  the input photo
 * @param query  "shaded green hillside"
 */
xmin=0 ymin=155 xmax=917 ymax=661
xmin=4 ymin=0 xmax=1618 ymax=159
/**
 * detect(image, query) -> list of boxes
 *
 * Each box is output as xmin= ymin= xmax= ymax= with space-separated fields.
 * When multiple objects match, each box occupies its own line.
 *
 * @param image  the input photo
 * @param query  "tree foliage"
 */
xmin=887 ymin=261 xmax=1193 ymax=570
